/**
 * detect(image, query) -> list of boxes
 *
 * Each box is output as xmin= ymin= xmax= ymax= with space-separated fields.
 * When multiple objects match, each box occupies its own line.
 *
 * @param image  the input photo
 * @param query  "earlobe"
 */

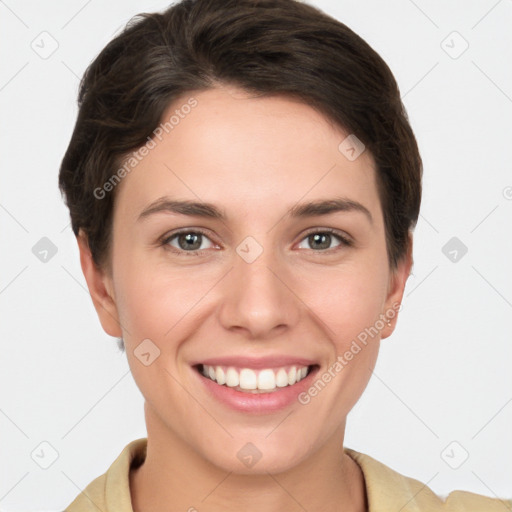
xmin=76 ymin=230 xmax=123 ymax=338
xmin=381 ymin=234 xmax=414 ymax=339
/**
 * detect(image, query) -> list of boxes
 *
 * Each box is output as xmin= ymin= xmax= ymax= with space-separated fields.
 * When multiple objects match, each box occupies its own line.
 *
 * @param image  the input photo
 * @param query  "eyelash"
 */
xmin=159 ymin=228 xmax=354 ymax=257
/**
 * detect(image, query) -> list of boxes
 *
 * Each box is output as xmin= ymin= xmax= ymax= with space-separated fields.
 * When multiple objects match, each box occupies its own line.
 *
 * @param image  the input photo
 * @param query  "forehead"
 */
xmin=113 ymin=86 xmax=381 ymax=225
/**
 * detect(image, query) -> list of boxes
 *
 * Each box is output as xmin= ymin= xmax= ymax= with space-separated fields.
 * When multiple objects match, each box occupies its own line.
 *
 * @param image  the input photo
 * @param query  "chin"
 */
xmin=200 ymin=436 xmax=311 ymax=476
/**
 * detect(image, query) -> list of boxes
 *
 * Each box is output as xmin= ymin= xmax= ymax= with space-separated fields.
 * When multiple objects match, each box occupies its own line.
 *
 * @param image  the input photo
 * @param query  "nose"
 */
xmin=217 ymin=241 xmax=301 ymax=340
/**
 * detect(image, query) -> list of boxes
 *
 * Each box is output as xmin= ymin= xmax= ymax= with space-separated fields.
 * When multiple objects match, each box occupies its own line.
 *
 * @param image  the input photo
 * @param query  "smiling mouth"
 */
xmin=194 ymin=363 xmax=319 ymax=393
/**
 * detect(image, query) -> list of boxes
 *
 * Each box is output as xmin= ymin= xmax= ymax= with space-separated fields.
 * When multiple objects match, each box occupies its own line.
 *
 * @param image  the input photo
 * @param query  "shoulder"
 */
xmin=64 ymin=438 xmax=147 ymax=512
xmin=64 ymin=472 xmax=108 ymax=512
xmin=345 ymin=448 xmax=511 ymax=512
xmin=443 ymin=490 xmax=512 ymax=511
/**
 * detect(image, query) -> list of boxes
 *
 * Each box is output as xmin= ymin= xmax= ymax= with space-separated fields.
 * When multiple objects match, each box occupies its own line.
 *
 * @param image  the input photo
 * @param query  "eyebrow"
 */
xmin=138 ymin=196 xmax=373 ymax=224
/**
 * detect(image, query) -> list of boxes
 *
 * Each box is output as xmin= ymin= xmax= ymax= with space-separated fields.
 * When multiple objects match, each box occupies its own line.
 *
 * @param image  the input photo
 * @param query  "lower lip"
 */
xmin=193 ymin=365 xmax=319 ymax=414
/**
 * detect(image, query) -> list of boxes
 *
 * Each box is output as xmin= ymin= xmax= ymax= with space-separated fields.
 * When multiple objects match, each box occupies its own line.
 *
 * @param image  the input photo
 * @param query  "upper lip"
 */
xmin=192 ymin=355 xmax=318 ymax=369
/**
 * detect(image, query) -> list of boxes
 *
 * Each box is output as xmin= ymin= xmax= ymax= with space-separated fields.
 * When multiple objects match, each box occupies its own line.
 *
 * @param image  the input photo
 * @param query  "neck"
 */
xmin=130 ymin=405 xmax=367 ymax=512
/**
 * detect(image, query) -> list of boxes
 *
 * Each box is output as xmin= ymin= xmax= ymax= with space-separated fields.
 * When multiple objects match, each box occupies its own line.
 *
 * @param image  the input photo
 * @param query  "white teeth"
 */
xmin=200 ymin=364 xmax=311 ymax=392
xmin=225 ymin=367 xmax=239 ymax=387
xmin=239 ymin=369 xmax=257 ymax=390
xmin=215 ymin=366 xmax=226 ymax=385
xmin=275 ymin=368 xmax=289 ymax=387
xmin=257 ymin=369 xmax=276 ymax=390
xmin=287 ymin=366 xmax=297 ymax=385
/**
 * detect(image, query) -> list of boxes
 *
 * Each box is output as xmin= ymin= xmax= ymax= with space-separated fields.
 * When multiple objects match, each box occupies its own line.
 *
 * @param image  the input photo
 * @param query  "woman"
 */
xmin=59 ymin=0 xmax=510 ymax=510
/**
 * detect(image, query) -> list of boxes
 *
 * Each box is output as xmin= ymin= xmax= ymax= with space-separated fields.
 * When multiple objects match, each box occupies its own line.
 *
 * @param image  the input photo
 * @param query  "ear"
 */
xmin=76 ymin=230 xmax=123 ymax=338
xmin=380 ymin=233 xmax=414 ymax=340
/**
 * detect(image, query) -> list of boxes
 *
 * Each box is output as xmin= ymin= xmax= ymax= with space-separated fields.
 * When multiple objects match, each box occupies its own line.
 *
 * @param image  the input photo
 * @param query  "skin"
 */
xmin=78 ymin=85 xmax=413 ymax=512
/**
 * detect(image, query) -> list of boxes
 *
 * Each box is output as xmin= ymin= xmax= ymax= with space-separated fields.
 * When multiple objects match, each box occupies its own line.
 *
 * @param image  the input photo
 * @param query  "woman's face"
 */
xmin=80 ymin=85 xmax=411 ymax=474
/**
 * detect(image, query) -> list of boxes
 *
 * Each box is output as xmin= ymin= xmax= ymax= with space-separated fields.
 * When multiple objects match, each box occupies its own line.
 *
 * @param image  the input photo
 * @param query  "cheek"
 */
xmin=112 ymin=249 xmax=230 ymax=370
xmin=115 ymin=268 xmax=204 ymax=343
xmin=113 ymin=266 xmax=206 ymax=402
xmin=294 ymin=263 xmax=389 ymax=346
xmin=295 ymin=268 xmax=386 ymax=415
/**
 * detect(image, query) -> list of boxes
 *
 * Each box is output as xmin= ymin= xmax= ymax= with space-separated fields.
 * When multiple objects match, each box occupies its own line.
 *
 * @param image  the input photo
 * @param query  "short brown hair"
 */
xmin=59 ymin=0 xmax=422 ymax=271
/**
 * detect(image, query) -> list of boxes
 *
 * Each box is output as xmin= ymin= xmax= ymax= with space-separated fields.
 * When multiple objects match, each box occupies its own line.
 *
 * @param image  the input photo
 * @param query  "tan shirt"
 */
xmin=65 ymin=437 xmax=510 ymax=511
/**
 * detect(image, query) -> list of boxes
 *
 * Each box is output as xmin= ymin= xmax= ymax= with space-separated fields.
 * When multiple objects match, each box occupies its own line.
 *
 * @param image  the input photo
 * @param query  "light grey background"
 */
xmin=1 ymin=1 xmax=511 ymax=510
